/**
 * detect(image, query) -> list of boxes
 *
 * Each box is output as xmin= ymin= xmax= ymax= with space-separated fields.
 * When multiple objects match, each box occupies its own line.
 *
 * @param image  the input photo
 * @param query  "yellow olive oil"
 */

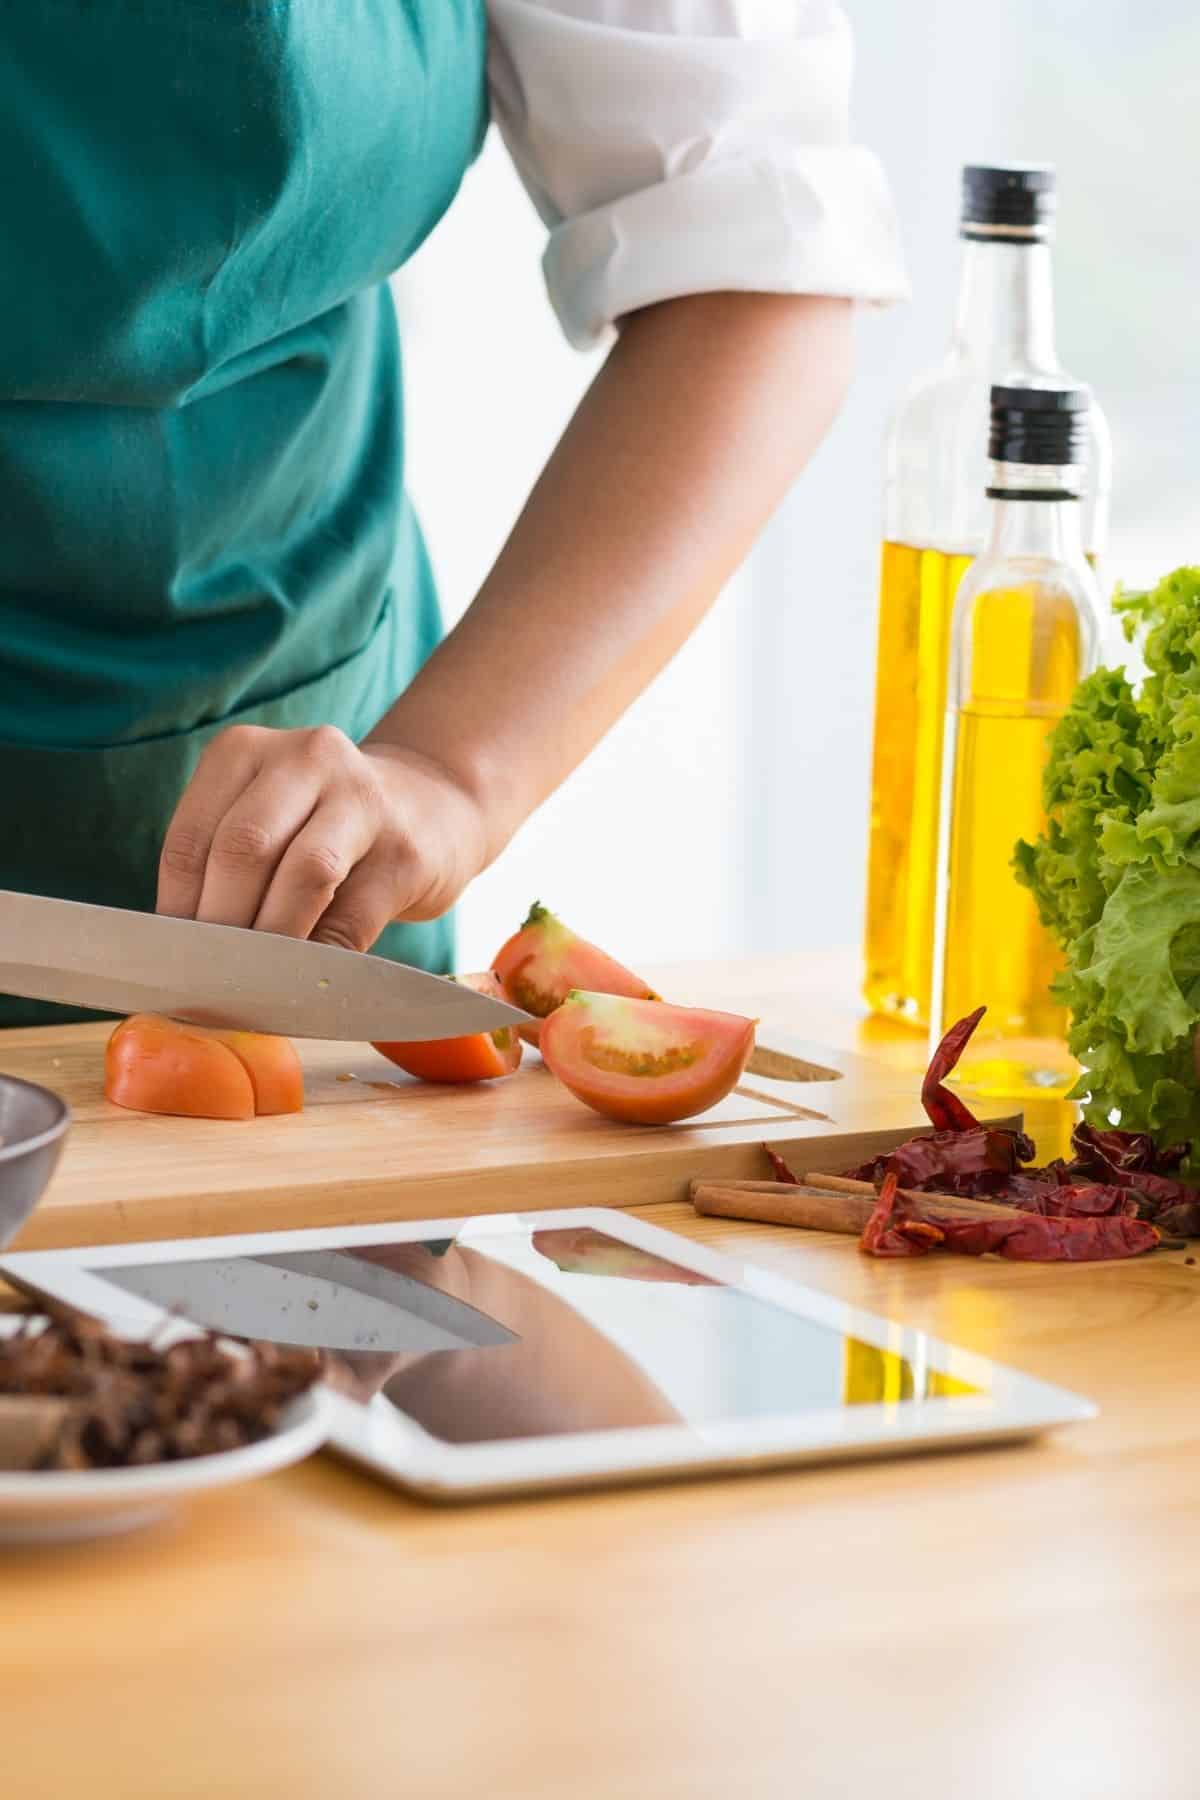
xmin=863 ymin=541 xmax=973 ymax=1027
xmin=864 ymin=169 xmax=1110 ymax=1031
xmin=938 ymin=578 xmax=1088 ymax=1096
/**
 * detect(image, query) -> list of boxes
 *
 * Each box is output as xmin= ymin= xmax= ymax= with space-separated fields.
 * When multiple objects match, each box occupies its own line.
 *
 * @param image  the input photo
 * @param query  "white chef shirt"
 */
xmin=486 ymin=0 xmax=908 ymax=350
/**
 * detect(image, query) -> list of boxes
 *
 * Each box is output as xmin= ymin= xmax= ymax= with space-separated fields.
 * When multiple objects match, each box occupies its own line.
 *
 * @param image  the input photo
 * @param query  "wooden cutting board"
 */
xmin=1 ymin=1021 xmax=1017 ymax=1251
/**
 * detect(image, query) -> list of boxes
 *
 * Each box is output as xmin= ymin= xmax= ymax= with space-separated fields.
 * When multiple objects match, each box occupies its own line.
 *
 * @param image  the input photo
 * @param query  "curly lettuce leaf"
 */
xmin=1015 ymin=566 xmax=1200 ymax=1156
xmin=1013 ymin=664 xmax=1152 ymax=946
xmin=1103 ymin=697 xmax=1200 ymax=874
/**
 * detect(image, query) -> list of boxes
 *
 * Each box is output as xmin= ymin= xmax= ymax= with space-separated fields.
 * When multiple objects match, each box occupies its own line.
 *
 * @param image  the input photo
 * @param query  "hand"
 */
xmin=157 ymin=726 xmax=488 ymax=950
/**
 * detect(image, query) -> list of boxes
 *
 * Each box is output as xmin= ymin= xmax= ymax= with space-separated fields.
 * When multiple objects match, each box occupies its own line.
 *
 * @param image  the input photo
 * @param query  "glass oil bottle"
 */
xmin=931 ymin=385 xmax=1102 ymax=1098
xmin=863 ymin=165 xmax=1111 ymax=1028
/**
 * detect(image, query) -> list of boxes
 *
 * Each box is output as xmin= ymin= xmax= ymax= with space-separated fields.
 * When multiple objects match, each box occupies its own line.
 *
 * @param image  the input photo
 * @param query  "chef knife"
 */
xmin=0 ymin=889 xmax=530 ymax=1040
xmin=97 ymin=1248 xmax=518 ymax=1354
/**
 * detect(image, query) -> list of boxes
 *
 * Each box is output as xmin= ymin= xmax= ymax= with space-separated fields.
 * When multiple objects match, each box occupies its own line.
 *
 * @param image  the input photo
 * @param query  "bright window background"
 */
xmin=395 ymin=0 xmax=1195 ymax=973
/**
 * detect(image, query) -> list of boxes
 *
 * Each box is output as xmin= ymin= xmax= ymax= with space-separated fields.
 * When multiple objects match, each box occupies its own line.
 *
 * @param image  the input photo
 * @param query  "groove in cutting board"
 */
xmin=744 ymin=1046 xmax=842 ymax=1084
xmin=731 ymin=1085 xmax=832 ymax=1124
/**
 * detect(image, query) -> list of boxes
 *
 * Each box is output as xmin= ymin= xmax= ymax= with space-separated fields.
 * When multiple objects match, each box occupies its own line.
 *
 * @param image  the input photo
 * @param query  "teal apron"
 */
xmin=0 ymin=0 xmax=488 ymax=1025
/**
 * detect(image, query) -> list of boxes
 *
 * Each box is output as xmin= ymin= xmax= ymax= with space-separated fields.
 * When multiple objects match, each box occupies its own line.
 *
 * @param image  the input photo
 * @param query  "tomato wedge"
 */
xmin=493 ymin=903 xmax=658 ymax=1046
xmin=207 ymin=1028 xmax=305 ymax=1116
xmin=372 ymin=972 xmax=523 ymax=1084
xmin=540 ymin=992 xmax=755 ymax=1126
xmin=105 ymin=1015 xmax=303 ymax=1120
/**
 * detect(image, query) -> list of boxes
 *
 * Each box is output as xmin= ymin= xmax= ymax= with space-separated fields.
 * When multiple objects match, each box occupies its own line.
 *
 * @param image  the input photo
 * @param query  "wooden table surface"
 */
xmin=5 ymin=951 xmax=1196 ymax=1800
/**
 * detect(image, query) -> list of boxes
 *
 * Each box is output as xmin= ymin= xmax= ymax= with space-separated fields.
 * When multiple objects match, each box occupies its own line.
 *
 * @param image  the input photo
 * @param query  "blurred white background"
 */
xmin=395 ymin=0 xmax=1196 ymax=975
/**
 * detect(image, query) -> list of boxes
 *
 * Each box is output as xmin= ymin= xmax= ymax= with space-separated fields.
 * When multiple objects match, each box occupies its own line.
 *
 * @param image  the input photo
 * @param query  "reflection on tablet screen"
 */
xmin=101 ymin=1225 xmax=982 ymax=1446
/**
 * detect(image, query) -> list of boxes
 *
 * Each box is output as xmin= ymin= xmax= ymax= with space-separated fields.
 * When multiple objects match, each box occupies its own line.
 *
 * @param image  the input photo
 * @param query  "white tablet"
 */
xmin=1 ymin=1210 xmax=1094 ymax=1501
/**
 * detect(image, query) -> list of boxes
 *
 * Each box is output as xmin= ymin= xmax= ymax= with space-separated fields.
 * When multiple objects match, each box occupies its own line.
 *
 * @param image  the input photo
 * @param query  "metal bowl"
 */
xmin=0 ymin=1077 xmax=70 ymax=1250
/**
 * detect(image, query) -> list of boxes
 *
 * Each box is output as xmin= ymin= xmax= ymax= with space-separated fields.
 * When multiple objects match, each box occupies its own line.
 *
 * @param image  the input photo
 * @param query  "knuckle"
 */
xmin=211 ymin=818 xmax=277 ymax=870
xmin=390 ymin=854 xmax=448 ymax=922
xmin=207 ymin=723 xmax=262 ymax=761
xmin=160 ymin=829 xmax=209 ymax=879
xmin=379 ymin=818 xmax=417 ymax=865
xmin=386 ymin=826 xmax=426 ymax=874
xmin=348 ymin=770 xmax=385 ymax=818
xmin=314 ymin=913 xmax=375 ymax=955
xmin=294 ymin=841 xmax=350 ymax=891
xmin=403 ymin=880 xmax=453 ymax=923
xmin=304 ymin=724 xmax=353 ymax=766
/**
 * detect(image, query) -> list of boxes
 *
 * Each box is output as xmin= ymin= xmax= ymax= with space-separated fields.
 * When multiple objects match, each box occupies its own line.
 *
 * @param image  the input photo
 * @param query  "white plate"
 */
xmin=0 ymin=1379 xmax=328 ymax=1546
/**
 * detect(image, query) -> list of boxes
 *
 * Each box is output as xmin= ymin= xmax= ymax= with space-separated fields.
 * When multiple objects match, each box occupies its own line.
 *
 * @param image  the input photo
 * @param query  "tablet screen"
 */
xmin=96 ymin=1224 xmax=983 ymax=1446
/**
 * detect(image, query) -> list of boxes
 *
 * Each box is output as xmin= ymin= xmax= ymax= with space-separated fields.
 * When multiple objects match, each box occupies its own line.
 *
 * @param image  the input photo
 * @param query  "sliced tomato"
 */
xmin=106 ymin=1015 xmax=251 ymax=1120
xmin=372 ymin=972 xmax=523 ymax=1084
xmin=540 ymin=992 xmax=755 ymax=1126
xmin=205 ymin=1028 xmax=305 ymax=1116
xmin=105 ymin=1015 xmax=303 ymax=1120
xmin=493 ymin=903 xmax=658 ymax=1046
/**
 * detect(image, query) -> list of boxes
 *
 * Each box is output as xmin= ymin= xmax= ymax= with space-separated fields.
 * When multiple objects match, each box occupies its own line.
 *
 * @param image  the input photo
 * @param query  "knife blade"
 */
xmin=100 ymin=1248 xmax=518 ymax=1354
xmin=0 ymin=889 xmax=530 ymax=1040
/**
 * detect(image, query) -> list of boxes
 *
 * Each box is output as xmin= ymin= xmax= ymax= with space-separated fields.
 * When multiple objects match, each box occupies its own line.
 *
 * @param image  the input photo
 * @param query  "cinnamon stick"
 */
xmin=801 ymin=1171 xmax=1023 ymax=1222
xmin=691 ymin=1182 xmax=875 ymax=1234
xmin=690 ymin=1176 xmax=1025 ymax=1234
xmin=800 ymin=1172 xmax=879 ymax=1195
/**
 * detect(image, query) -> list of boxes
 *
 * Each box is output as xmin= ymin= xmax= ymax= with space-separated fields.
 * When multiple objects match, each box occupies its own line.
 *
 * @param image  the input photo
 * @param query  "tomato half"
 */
xmin=493 ymin=903 xmax=658 ymax=1046
xmin=105 ymin=1014 xmax=303 ymax=1120
xmin=540 ymin=992 xmax=755 ymax=1126
xmin=205 ymin=1028 xmax=305 ymax=1116
xmin=372 ymin=972 xmax=523 ymax=1084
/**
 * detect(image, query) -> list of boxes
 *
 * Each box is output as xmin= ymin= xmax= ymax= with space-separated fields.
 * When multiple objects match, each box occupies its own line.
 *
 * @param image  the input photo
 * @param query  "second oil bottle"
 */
xmin=862 ymin=165 xmax=1111 ymax=1030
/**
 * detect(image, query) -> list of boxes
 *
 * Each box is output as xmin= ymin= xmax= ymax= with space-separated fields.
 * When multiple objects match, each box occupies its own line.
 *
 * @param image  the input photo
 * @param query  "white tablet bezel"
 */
xmin=1 ymin=1208 xmax=1095 ymax=1500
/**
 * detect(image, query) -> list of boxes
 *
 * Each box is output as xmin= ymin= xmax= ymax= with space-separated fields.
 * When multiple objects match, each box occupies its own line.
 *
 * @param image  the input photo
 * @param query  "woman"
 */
xmin=0 ymin=1 xmax=905 ymax=1026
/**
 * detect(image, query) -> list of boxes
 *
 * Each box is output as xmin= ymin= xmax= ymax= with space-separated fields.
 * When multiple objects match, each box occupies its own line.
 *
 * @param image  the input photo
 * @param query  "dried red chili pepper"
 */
xmin=1154 ymin=1198 xmax=1200 ymax=1238
xmin=999 ymin=1177 xmax=1139 ymax=1219
xmin=1043 ymin=1184 xmax=1139 ymax=1219
xmin=896 ymin=1220 xmax=946 ymax=1250
xmin=931 ymin=1211 xmax=1159 ymax=1262
xmin=921 ymin=1005 xmax=988 ymax=1133
xmin=851 ymin=1126 xmax=1034 ymax=1194
xmin=1071 ymin=1123 xmax=1187 ymax=1176
xmin=998 ymin=1171 xmax=1071 ymax=1203
xmin=857 ymin=1178 xmax=1157 ymax=1261
xmin=859 ymin=1174 xmax=945 ymax=1258
xmin=1119 ymin=1169 xmax=1198 ymax=1213
xmin=849 ymin=1009 xmax=1039 ymax=1195
xmin=805 ymin=1003 xmax=1195 ymax=1255
xmin=859 ymin=1171 xmax=898 ymax=1254
xmin=1062 ymin=1122 xmax=1197 ymax=1218
xmin=763 ymin=1146 xmax=799 ymax=1185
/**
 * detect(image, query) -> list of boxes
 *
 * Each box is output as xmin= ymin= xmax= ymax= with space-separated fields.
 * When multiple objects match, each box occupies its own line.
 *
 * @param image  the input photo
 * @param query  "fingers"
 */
xmin=252 ymin=799 xmax=380 ymax=940
xmin=157 ymin=727 xmax=265 ymax=919
xmin=193 ymin=766 xmax=322 ymax=930
xmin=309 ymin=856 xmax=400 ymax=954
xmin=161 ymin=724 xmax=385 ymax=937
xmin=158 ymin=727 xmax=479 ymax=947
xmin=305 ymin=781 xmax=466 ymax=952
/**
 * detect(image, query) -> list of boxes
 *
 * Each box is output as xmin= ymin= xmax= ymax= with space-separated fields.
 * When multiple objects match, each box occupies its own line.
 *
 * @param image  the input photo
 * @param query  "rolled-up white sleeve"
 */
xmin=486 ymin=0 xmax=909 ymax=350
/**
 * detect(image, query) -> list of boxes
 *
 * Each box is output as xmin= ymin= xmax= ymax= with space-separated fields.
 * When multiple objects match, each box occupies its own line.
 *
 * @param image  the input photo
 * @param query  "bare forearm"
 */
xmin=158 ymin=292 xmax=854 ymax=947
xmin=369 ymin=290 xmax=853 ymax=857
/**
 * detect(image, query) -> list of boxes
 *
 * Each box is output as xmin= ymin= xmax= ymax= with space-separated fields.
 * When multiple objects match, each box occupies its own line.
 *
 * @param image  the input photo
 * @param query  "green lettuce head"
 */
xmin=1015 ymin=566 xmax=1200 ymax=1159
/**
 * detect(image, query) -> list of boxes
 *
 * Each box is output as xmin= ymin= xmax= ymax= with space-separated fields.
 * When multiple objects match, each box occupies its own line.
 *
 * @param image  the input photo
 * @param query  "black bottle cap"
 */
xmin=989 ymin=384 xmax=1089 ymax=468
xmin=961 ymin=165 xmax=1056 ymax=240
